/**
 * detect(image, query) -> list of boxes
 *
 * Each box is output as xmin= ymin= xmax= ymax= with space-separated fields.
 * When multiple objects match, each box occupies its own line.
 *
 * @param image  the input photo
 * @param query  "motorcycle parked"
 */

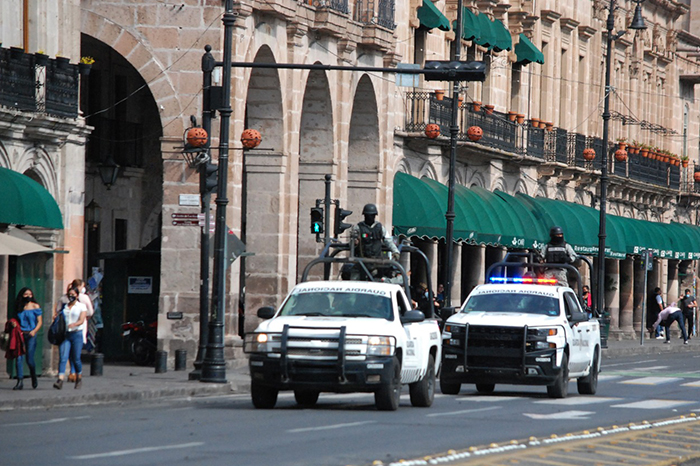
xmin=121 ymin=320 xmax=157 ymax=366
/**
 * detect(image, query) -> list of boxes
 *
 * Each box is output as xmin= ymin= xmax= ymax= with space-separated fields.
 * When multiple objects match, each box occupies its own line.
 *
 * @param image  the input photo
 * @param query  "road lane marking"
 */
xmin=456 ymin=396 xmax=518 ymax=402
xmin=68 ymin=442 xmax=205 ymax=460
xmin=427 ymin=406 xmax=501 ymax=417
xmin=620 ymin=376 xmax=683 ymax=385
xmin=534 ymin=397 xmax=621 ymax=405
xmin=523 ymin=410 xmax=593 ymax=420
xmin=604 ymin=359 xmax=658 ymax=368
xmin=287 ymin=421 xmax=376 ymax=433
xmin=3 ymin=416 xmax=90 ymax=427
xmin=683 ymin=381 xmax=700 ymax=387
xmin=611 ymin=399 xmax=694 ymax=409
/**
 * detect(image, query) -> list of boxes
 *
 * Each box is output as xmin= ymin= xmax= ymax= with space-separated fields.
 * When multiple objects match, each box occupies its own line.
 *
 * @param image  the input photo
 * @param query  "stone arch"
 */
xmin=535 ymin=184 xmax=548 ymax=198
xmin=0 ymin=141 xmax=10 ymax=168
xmin=418 ymin=162 xmax=438 ymax=180
xmin=347 ymin=74 xmax=380 ymax=210
xmin=554 ymin=188 xmax=567 ymax=201
xmin=468 ymin=172 xmax=486 ymax=189
xmin=16 ymin=146 xmax=58 ymax=198
xmin=296 ymin=64 xmax=333 ymax=280
xmin=513 ymin=179 xmax=529 ymax=196
xmin=492 ymin=177 xmax=508 ymax=192
xmin=80 ymin=11 xmax=183 ymax=134
xmin=393 ymin=158 xmax=412 ymax=177
xmin=573 ymin=192 xmax=585 ymax=206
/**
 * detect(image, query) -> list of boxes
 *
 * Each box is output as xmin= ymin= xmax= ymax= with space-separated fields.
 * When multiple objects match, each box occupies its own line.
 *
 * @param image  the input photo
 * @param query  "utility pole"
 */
xmin=201 ymin=0 xmax=234 ymax=383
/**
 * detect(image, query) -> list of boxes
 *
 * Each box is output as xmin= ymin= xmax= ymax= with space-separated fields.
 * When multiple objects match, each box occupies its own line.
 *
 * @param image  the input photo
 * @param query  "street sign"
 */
xmin=172 ymin=213 xmax=200 ymax=219
xmin=172 ymin=219 xmax=199 ymax=226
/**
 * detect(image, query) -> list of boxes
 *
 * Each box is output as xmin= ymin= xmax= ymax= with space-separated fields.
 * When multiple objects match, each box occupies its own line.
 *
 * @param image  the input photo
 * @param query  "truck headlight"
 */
xmin=244 ymin=333 xmax=280 ymax=353
xmin=366 ymin=336 xmax=395 ymax=356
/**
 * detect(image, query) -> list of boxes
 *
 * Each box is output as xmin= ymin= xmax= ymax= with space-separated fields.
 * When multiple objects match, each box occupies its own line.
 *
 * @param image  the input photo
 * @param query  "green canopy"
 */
xmin=417 ymin=0 xmax=451 ymax=32
xmin=454 ymin=7 xmax=481 ymax=42
xmin=490 ymin=19 xmax=512 ymax=52
xmin=474 ymin=13 xmax=496 ymax=49
xmin=514 ymin=33 xmax=545 ymax=65
xmin=0 ymin=166 xmax=63 ymax=229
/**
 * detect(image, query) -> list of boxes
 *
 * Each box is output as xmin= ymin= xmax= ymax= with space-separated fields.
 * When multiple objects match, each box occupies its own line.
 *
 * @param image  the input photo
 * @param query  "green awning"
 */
xmin=454 ymin=7 xmax=481 ymax=42
xmin=514 ymin=33 xmax=545 ymax=65
xmin=417 ymin=0 xmax=451 ymax=32
xmin=474 ymin=13 xmax=496 ymax=49
xmin=490 ymin=19 xmax=512 ymax=52
xmin=0 ymin=166 xmax=63 ymax=229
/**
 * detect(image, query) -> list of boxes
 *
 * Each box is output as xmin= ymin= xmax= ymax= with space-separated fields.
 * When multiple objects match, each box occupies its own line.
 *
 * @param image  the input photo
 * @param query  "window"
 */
xmin=115 ymin=218 xmax=127 ymax=251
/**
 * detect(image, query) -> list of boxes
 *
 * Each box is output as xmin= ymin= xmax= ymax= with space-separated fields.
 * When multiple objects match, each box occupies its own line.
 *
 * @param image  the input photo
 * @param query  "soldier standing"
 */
xmin=350 ymin=204 xmax=399 ymax=280
xmin=539 ymin=226 xmax=577 ymax=287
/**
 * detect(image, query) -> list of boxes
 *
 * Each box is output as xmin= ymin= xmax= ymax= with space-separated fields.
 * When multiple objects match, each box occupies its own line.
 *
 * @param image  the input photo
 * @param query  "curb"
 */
xmin=603 ymin=342 xmax=696 ymax=358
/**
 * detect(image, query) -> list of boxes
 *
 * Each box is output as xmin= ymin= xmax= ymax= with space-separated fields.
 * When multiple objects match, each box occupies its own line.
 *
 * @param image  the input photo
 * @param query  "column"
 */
xmin=667 ymin=260 xmax=679 ymax=306
xmin=462 ymin=245 xmax=486 ymax=297
xmin=425 ymin=240 xmax=438 ymax=296
xmin=450 ymin=242 xmax=462 ymax=305
xmin=605 ymin=259 xmax=620 ymax=333
xmin=618 ymin=257 xmax=635 ymax=337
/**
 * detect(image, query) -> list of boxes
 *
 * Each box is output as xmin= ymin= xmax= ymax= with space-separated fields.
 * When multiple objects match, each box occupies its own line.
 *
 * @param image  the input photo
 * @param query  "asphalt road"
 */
xmin=2 ymin=351 xmax=699 ymax=466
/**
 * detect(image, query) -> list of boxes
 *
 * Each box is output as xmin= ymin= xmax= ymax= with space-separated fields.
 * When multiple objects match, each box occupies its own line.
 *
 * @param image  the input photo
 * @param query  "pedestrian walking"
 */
xmin=652 ymin=302 xmax=689 ymax=345
xmin=539 ymin=226 xmax=577 ymax=287
xmin=10 ymin=288 xmax=43 ymax=389
xmin=647 ymin=287 xmax=665 ymax=339
xmin=680 ymin=288 xmax=696 ymax=339
xmin=53 ymin=286 xmax=87 ymax=390
xmin=55 ymin=279 xmax=94 ymax=381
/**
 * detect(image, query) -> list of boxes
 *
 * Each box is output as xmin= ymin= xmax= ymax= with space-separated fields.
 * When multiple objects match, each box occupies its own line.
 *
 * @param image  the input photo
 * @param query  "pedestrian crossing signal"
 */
xmin=310 ymin=207 xmax=324 ymax=235
xmin=334 ymin=206 xmax=352 ymax=237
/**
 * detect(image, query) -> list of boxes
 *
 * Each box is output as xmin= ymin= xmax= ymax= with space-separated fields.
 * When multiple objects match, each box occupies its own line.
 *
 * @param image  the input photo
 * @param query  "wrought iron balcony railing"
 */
xmin=402 ymin=91 xmax=682 ymax=191
xmin=353 ymin=0 xmax=396 ymax=29
xmin=0 ymin=47 xmax=79 ymax=119
xmin=313 ymin=0 xmax=349 ymax=14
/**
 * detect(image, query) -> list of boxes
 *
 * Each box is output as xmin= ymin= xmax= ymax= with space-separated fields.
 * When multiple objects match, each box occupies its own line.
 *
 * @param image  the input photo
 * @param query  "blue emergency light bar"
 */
xmin=489 ymin=276 xmax=558 ymax=285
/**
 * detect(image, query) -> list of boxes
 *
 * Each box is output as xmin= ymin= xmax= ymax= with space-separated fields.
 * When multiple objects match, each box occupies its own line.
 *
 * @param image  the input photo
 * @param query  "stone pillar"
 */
xmin=462 ymin=245 xmax=485 ymax=297
xmin=618 ymin=257 xmax=635 ymax=337
xmin=426 ymin=240 xmax=438 ymax=296
xmin=605 ymin=259 xmax=620 ymax=333
xmin=450 ymin=242 xmax=462 ymax=305
xmin=667 ymin=260 xmax=679 ymax=306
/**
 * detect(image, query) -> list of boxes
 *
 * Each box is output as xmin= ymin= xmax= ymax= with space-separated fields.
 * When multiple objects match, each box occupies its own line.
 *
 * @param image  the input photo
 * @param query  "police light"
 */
xmin=334 ymin=205 xmax=352 ymax=237
xmin=310 ymin=207 xmax=324 ymax=235
xmin=489 ymin=277 xmax=558 ymax=285
xmin=423 ymin=61 xmax=487 ymax=82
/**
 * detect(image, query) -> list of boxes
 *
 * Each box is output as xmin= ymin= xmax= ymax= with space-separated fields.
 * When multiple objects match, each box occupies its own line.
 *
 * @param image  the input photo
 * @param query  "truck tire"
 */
xmin=547 ymin=353 xmax=569 ymax=399
xmin=251 ymin=382 xmax=278 ymax=409
xmin=375 ymin=357 xmax=401 ymax=411
xmin=409 ymin=354 xmax=435 ymax=407
xmin=577 ymin=350 xmax=599 ymax=395
xmin=476 ymin=383 xmax=495 ymax=394
xmin=294 ymin=390 xmax=320 ymax=406
xmin=439 ymin=374 xmax=461 ymax=395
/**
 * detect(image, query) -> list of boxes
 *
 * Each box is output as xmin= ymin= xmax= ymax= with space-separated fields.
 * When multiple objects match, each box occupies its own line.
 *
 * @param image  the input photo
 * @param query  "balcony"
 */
xmin=401 ymin=91 xmax=682 ymax=191
xmin=0 ymin=47 xmax=79 ymax=119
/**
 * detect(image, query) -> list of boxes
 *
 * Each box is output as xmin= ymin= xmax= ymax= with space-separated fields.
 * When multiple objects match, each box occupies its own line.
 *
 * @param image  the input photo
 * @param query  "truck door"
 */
xmin=396 ymin=291 xmax=421 ymax=382
xmin=563 ymin=291 xmax=592 ymax=373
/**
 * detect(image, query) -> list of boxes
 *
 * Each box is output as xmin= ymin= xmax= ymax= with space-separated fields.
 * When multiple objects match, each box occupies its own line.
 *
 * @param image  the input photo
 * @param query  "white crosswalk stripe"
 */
xmin=611 ymin=399 xmax=695 ymax=409
xmin=619 ymin=376 xmax=684 ymax=385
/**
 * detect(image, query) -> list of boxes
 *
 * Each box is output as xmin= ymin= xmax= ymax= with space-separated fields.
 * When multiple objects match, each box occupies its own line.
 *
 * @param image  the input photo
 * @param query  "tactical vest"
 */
xmin=545 ymin=244 xmax=570 ymax=264
xmin=358 ymin=222 xmax=384 ymax=258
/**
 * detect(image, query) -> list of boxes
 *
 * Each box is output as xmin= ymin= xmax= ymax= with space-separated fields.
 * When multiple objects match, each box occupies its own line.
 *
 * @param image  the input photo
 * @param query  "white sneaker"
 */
xmin=656 ymin=336 xmax=664 ymax=340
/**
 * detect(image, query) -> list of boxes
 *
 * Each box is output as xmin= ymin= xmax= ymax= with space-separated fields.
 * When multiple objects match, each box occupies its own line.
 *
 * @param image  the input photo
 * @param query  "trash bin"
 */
xmin=598 ymin=313 xmax=611 ymax=349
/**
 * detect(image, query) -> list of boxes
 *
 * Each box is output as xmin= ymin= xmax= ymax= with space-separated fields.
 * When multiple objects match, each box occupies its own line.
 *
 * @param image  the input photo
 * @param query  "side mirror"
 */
xmin=401 ymin=310 xmax=425 ymax=325
xmin=569 ymin=311 xmax=588 ymax=325
xmin=439 ymin=306 xmax=457 ymax=321
xmin=257 ymin=306 xmax=276 ymax=320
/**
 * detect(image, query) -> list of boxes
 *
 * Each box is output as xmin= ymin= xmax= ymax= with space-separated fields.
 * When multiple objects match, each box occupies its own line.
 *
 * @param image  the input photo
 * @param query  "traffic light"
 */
xmin=201 ymin=162 xmax=218 ymax=194
xmin=310 ymin=207 xmax=324 ymax=235
xmin=334 ymin=205 xmax=352 ymax=237
xmin=423 ymin=61 xmax=487 ymax=82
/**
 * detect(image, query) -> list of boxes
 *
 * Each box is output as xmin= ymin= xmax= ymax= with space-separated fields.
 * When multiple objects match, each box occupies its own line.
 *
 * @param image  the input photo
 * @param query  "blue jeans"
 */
xmin=16 ymin=333 xmax=37 ymax=379
xmin=664 ymin=311 xmax=688 ymax=342
xmin=59 ymin=331 xmax=83 ymax=377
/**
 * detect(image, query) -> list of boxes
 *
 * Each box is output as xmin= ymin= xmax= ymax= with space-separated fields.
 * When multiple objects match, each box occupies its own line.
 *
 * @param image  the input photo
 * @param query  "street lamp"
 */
xmin=596 ymin=0 xmax=646 ymax=317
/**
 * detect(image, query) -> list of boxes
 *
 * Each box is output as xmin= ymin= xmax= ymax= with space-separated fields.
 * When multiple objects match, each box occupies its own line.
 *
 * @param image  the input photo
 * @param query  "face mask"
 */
xmin=68 ymin=295 xmax=77 ymax=303
xmin=22 ymin=296 xmax=31 ymax=303
xmin=81 ymin=287 xmax=86 ymax=294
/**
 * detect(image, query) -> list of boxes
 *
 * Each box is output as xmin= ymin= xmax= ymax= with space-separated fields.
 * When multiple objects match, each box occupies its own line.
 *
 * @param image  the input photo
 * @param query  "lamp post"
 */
xmin=596 ymin=0 xmax=646 ymax=316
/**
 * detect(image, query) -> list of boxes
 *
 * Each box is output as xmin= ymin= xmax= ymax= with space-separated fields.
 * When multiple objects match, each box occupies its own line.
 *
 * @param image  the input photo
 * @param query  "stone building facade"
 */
xmin=2 ymin=0 xmax=700 ymax=373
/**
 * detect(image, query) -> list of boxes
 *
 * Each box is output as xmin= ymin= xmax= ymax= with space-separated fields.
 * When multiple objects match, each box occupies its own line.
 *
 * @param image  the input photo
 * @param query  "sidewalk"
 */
xmin=0 ymin=338 xmax=695 ymax=411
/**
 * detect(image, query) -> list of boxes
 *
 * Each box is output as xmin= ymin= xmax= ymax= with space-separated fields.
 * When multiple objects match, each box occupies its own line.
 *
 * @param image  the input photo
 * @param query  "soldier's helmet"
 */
xmin=362 ymin=203 xmax=378 ymax=215
xmin=549 ymin=226 xmax=564 ymax=239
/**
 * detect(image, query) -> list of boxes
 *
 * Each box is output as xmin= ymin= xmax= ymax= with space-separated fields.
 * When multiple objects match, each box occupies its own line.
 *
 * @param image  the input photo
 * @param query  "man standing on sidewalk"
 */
xmin=680 ymin=289 xmax=696 ymax=340
xmin=652 ymin=302 xmax=689 ymax=345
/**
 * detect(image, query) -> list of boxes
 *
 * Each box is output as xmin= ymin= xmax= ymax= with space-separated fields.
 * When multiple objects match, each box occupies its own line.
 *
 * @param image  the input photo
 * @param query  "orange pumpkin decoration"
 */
xmin=694 ymin=172 xmax=700 ymax=183
xmin=186 ymin=127 xmax=208 ymax=147
xmin=425 ymin=123 xmax=440 ymax=139
xmin=467 ymin=126 xmax=483 ymax=142
xmin=582 ymin=148 xmax=596 ymax=161
xmin=241 ymin=129 xmax=262 ymax=149
xmin=614 ymin=149 xmax=627 ymax=162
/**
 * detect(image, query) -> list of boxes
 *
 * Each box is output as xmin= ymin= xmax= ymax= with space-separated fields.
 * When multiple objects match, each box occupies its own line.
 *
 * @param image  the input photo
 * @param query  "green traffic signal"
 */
xmin=310 ymin=207 xmax=324 ymax=235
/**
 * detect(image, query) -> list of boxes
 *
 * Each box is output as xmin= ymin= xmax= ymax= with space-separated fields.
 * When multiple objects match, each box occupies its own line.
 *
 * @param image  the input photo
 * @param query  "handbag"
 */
xmin=0 ymin=330 xmax=9 ymax=352
xmin=48 ymin=311 xmax=66 ymax=345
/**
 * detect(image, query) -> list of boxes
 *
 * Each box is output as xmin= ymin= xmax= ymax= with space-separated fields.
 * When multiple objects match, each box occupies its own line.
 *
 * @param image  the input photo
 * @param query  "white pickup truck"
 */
xmin=244 ymin=244 xmax=442 ymax=411
xmin=440 ymin=261 xmax=601 ymax=399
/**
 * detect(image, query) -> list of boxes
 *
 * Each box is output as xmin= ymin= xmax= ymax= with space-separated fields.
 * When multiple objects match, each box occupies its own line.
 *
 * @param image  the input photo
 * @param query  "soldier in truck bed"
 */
xmin=349 ymin=204 xmax=400 ymax=281
xmin=539 ymin=226 xmax=577 ymax=287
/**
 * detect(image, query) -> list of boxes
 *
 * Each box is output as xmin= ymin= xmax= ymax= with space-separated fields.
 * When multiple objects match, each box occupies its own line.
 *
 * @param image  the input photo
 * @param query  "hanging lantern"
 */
xmin=425 ymin=123 xmax=440 ymax=139
xmin=614 ymin=149 xmax=627 ymax=162
xmin=582 ymin=148 xmax=596 ymax=161
xmin=467 ymin=126 xmax=483 ymax=142
xmin=186 ymin=127 xmax=208 ymax=148
xmin=241 ymin=129 xmax=262 ymax=149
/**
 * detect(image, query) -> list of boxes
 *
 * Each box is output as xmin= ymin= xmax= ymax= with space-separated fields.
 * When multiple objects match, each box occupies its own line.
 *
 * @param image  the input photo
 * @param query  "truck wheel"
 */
xmin=476 ymin=383 xmax=495 ymax=394
xmin=577 ymin=350 xmax=599 ymax=395
xmin=439 ymin=373 xmax=461 ymax=395
xmin=375 ymin=357 xmax=401 ymax=411
xmin=409 ymin=354 xmax=435 ymax=407
xmin=547 ymin=353 xmax=569 ymax=399
xmin=294 ymin=390 xmax=320 ymax=406
xmin=251 ymin=382 xmax=278 ymax=409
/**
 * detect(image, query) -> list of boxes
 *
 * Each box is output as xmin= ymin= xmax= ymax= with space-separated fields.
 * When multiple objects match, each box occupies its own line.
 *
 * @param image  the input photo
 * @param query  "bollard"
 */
xmin=155 ymin=350 xmax=168 ymax=373
xmin=175 ymin=349 xmax=187 ymax=371
xmin=90 ymin=353 xmax=104 ymax=376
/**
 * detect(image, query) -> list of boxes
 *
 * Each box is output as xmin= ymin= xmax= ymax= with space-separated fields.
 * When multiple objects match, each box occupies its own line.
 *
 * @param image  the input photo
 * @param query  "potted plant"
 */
xmin=530 ymin=118 xmax=541 ymax=128
xmin=484 ymin=104 xmax=494 ymax=115
xmin=640 ymin=143 xmax=649 ymax=158
xmin=34 ymin=50 xmax=48 ymax=66
xmin=545 ymin=121 xmax=554 ymax=131
xmin=616 ymin=137 xmax=627 ymax=150
xmin=55 ymin=54 xmax=70 ymax=69
xmin=434 ymin=89 xmax=445 ymax=101
xmin=681 ymin=155 xmax=689 ymax=168
xmin=516 ymin=114 xmax=525 ymax=124
xmin=471 ymin=101 xmax=482 ymax=112
xmin=79 ymin=56 xmax=95 ymax=76
xmin=507 ymin=111 xmax=517 ymax=122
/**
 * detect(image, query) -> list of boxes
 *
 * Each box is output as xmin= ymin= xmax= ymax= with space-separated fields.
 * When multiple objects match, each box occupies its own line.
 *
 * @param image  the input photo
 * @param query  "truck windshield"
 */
xmin=462 ymin=293 xmax=559 ymax=316
xmin=280 ymin=292 xmax=394 ymax=321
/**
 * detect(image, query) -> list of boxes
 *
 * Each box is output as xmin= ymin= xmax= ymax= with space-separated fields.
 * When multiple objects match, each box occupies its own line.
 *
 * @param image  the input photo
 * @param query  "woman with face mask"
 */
xmin=53 ymin=286 xmax=87 ymax=389
xmin=11 ymin=287 xmax=43 ymax=390
xmin=55 ymin=279 xmax=94 ymax=381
